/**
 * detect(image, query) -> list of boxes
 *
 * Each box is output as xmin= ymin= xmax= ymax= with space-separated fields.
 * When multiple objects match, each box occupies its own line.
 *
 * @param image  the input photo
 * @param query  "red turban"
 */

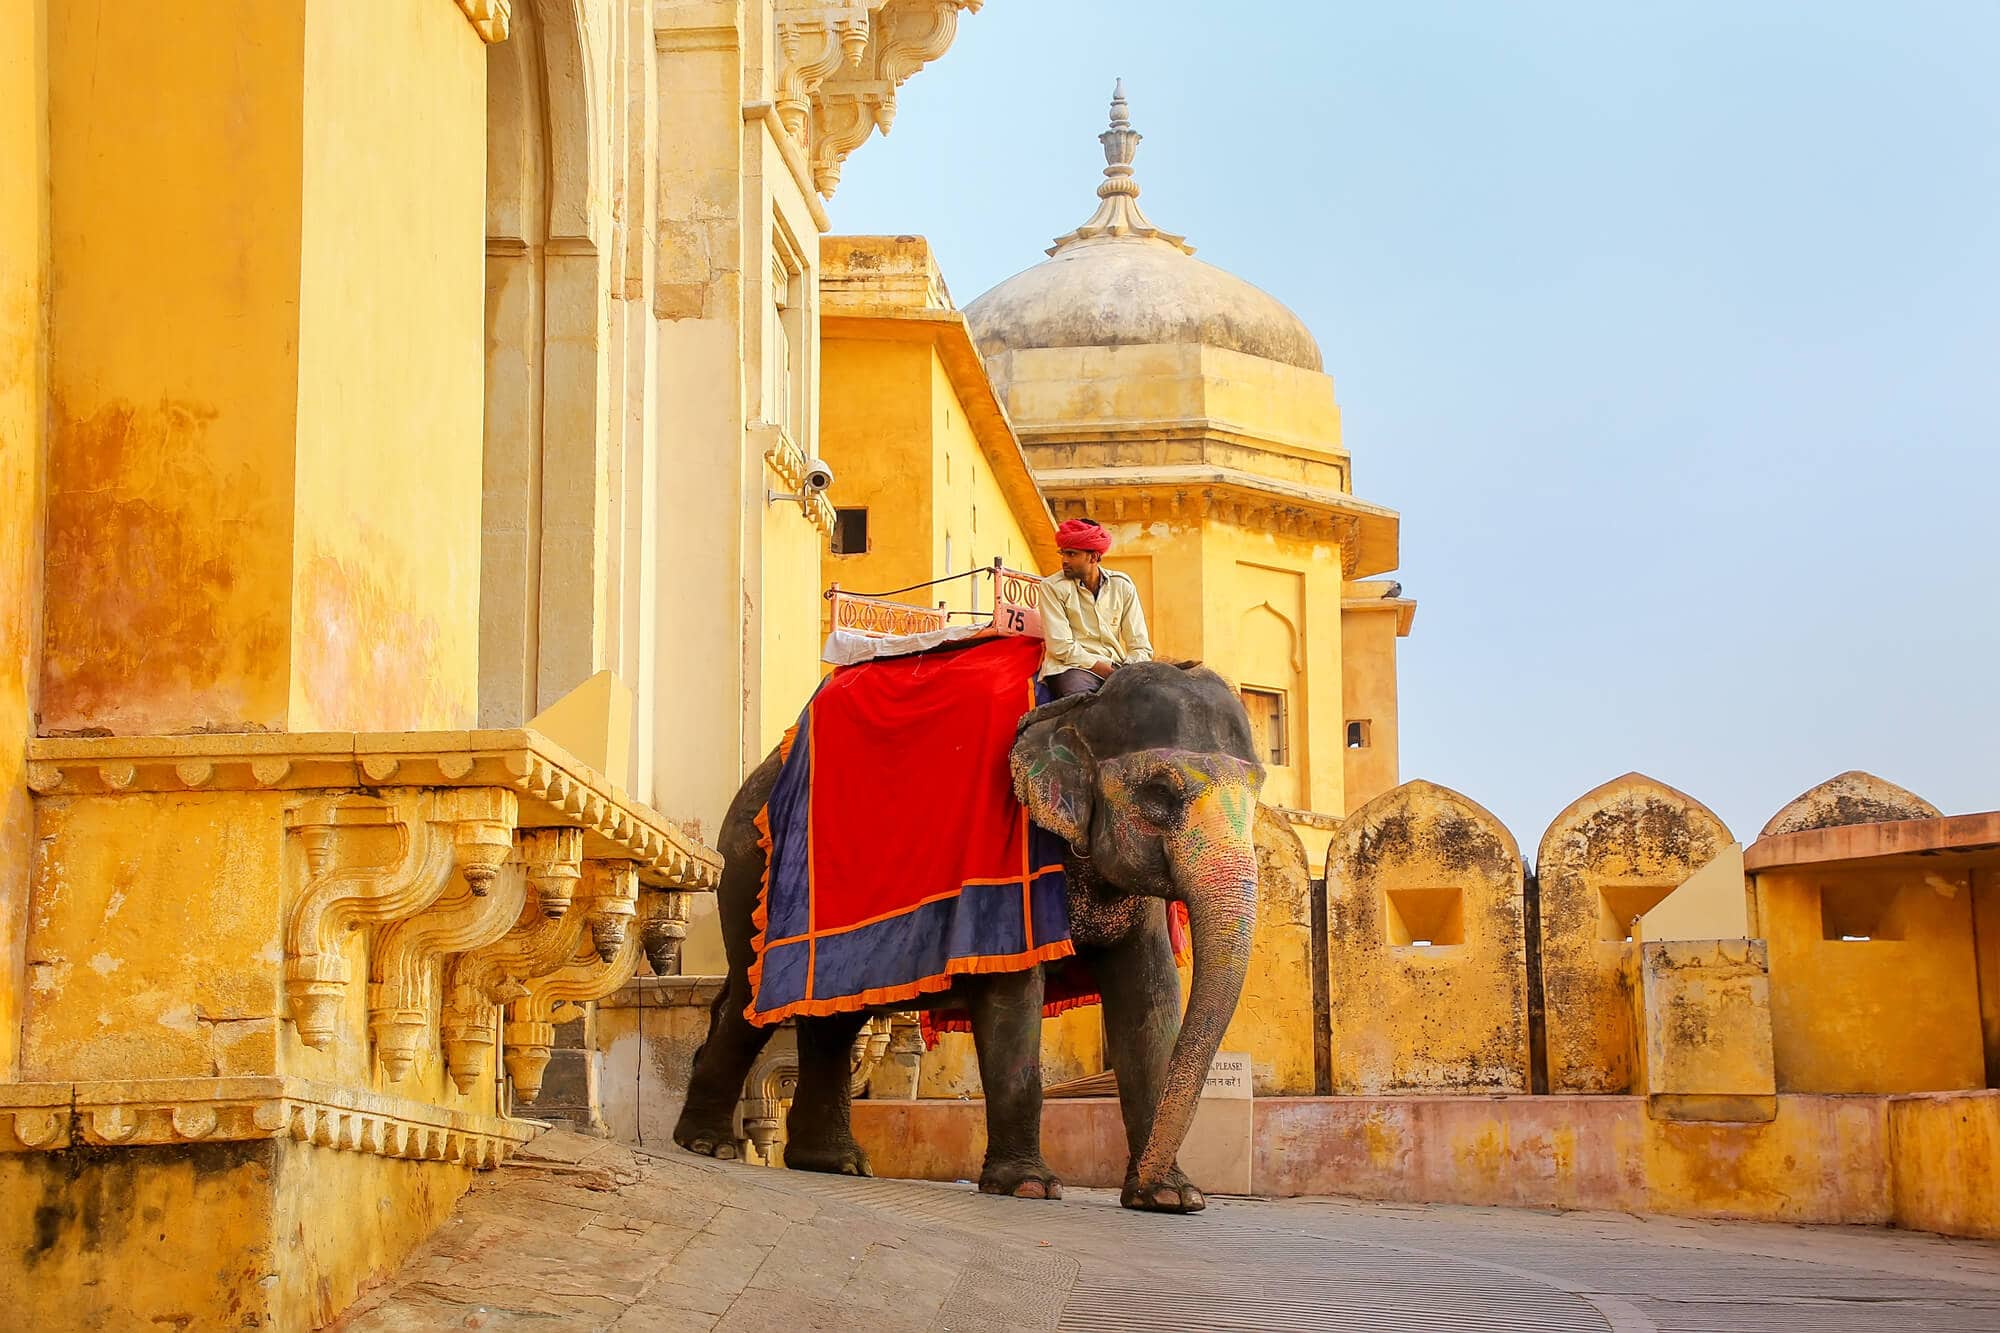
xmin=1055 ymin=518 xmax=1112 ymax=553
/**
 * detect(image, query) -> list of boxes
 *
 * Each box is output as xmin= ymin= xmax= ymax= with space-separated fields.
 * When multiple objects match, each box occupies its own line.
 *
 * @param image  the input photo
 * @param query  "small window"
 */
xmin=1346 ymin=720 xmax=1371 ymax=750
xmin=1385 ymin=887 xmax=1464 ymax=947
xmin=1241 ymin=688 xmax=1288 ymax=766
xmin=832 ymin=508 xmax=868 ymax=555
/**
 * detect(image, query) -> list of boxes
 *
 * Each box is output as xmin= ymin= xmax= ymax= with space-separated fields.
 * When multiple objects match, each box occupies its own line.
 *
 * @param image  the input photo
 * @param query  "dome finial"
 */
xmin=1047 ymin=80 xmax=1194 ymax=257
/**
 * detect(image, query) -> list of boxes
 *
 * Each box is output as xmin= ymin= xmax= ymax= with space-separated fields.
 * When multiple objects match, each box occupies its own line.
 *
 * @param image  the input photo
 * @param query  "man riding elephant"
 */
xmin=1038 ymin=517 xmax=1153 ymax=699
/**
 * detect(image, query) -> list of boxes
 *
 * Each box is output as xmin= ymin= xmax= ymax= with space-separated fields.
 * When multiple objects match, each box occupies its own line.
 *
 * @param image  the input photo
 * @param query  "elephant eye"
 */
xmin=1133 ymin=776 xmax=1183 ymax=825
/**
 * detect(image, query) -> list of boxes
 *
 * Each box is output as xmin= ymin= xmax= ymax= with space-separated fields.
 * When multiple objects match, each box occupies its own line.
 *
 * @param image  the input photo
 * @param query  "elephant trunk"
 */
xmin=1134 ymin=784 xmax=1258 ymax=1189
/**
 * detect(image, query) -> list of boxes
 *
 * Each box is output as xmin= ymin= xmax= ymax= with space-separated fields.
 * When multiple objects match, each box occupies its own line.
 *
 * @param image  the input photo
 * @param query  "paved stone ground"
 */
xmin=337 ymin=1130 xmax=2000 ymax=1332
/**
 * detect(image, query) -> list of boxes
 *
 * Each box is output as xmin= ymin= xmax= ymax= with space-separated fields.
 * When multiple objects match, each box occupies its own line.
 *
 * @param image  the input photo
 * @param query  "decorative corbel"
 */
xmin=776 ymin=2 xmax=875 ymax=141
xmin=283 ymin=791 xmax=485 ymax=1051
xmin=368 ymin=793 xmax=523 ymax=1080
xmin=503 ymin=923 xmax=644 ymax=1104
xmin=808 ymin=93 xmax=888 ymax=197
xmin=806 ymin=0 xmax=979 ymax=197
xmin=640 ymin=891 xmax=693 ymax=977
xmin=455 ymin=0 xmax=512 ymax=44
xmin=438 ymin=830 xmax=591 ymax=1095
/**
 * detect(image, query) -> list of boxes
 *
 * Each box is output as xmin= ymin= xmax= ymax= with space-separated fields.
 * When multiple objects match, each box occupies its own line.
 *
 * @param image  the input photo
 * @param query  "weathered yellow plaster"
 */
xmin=1536 ymin=774 xmax=1734 ymax=1094
xmin=1326 ymin=781 xmax=1530 ymax=1094
xmin=0 ymin=0 xmax=48 ymax=1083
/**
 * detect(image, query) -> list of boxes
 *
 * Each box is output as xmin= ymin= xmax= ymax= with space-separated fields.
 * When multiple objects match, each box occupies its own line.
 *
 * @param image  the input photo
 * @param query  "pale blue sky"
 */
xmin=827 ymin=2 xmax=2000 ymax=848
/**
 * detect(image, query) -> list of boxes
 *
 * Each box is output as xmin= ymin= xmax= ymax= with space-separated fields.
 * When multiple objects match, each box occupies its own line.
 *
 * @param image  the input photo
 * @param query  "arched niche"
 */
xmin=481 ymin=0 xmax=608 ymax=728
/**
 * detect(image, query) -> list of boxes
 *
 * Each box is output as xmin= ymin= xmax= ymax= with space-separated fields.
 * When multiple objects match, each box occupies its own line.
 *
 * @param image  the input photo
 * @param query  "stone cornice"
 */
xmin=1341 ymin=594 xmax=1418 ymax=638
xmin=25 ymin=729 xmax=720 ymax=891
xmin=0 ymin=1077 xmax=537 ymax=1166
xmin=456 ymin=0 xmax=512 ymax=44
xmin=820 ymin=306 xmax=1060 ymax=571
xmin=1038 ymin=466 xmax=1400 ymax=578
xmin=1013 ymin=418 xmax=1353 ymax=472
xmin=1270 ymin=804 xmax=1342 ymax=832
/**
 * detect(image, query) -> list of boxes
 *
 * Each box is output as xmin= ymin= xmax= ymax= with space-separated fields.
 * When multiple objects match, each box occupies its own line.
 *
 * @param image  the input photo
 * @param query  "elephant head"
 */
xmin=1009 ymin=661 xmax=1264 ymax=1196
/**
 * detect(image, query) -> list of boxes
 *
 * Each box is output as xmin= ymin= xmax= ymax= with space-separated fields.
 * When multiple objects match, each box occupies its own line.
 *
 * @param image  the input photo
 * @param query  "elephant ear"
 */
xmin=1010 ymin=693 xmax=1097 ymax=847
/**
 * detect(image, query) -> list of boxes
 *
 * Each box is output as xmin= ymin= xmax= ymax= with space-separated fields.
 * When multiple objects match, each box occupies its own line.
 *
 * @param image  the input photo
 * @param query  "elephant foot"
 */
xmin=783 ymin=1137 xmax=873 ymax=1177
xmin=673 ymin=1129 xmax=741 ymax=1161
xmin=1121 ymin=1165 xmax=1206 ymax=1214
xmin=978 ymin=1157 xmax=1064 ymax=1201
xmin=672 ymin=1111 xmax=742 ymax=1161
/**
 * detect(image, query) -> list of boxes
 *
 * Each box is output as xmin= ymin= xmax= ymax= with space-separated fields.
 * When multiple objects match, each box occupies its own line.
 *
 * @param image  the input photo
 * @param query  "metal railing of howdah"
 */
xmin=825 ymin=557 xmax=1044 ymax=642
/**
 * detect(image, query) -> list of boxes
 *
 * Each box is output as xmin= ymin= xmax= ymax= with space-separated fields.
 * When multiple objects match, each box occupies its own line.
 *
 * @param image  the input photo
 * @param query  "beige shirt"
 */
xmin=1037 ymin=569 xmax=1154 ymax=677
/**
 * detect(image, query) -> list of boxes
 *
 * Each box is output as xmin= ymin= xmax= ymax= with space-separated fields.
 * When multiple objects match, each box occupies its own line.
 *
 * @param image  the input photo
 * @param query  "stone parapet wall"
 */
xmin=851 ymin=1090 xmax=2000 ymax=1240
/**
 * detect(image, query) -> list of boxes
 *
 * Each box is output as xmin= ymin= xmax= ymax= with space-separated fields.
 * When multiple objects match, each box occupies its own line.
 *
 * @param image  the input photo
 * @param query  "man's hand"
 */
xmin=1089 ymin=659 xmax=1116 ymax=679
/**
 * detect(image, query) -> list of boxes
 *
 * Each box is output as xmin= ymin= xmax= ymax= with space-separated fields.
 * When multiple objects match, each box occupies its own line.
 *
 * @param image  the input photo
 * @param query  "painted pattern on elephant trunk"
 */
xmin=1097 ymin=750 xmax=1262 ymax=1195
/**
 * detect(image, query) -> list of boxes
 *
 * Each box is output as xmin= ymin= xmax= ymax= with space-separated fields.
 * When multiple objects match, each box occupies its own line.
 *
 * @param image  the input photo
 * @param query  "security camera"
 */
xmin=803 ymin=459 xmax=835 ymax=493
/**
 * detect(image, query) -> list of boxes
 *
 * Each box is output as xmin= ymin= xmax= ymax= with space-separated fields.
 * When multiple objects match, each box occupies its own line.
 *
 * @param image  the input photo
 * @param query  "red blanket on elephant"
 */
xmin=745 ymin=635 xmax=1078 ymax=1026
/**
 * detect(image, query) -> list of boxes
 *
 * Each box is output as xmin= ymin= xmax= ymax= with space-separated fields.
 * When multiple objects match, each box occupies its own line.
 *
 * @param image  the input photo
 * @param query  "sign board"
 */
xmin=1203 ymin=1051 xmax=1253 ymax=1100
xmin=991 ymin=567 xmax=1044 ymax=639
xmin=826 ymin=589 xmax=948 ymax=639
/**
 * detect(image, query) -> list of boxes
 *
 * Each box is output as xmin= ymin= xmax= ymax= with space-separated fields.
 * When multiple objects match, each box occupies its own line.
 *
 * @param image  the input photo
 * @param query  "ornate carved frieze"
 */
xmin=0 ymin=1078 xmax=534 ymax=1165
xmin=25 ymin=730 xmax=722 ymax=890
xmin=456 ymin=0 xmax=512 ymax=44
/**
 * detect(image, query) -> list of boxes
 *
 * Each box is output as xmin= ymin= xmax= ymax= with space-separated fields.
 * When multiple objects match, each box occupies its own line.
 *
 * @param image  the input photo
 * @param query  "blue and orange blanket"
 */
xmin=746 ymin=635 xmax=1079 ymax=1027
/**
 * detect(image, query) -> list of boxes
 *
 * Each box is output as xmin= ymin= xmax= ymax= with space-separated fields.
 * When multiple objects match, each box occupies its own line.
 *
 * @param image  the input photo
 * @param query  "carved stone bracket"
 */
xmin=503 ymin=895 xmax=647 ymax=1104
xmin=284 ymin=790 xmax=512 ymax=1052
xmin=439 ymin=838 xmax=614 ymax=1095
xmin=456 ymin=0 xmax=512 ymax=44
xmin=774 ymin=0 xmax=979 ymax=198
xmin=640 ymin=890 xmax=693 ymax=977
xmin=368 ymin=798 xmax=526 ymax=1080
xmin=776 ymin=2 xmax=876 ymax=140
xmin=0 ymin=1077 xmax=534 ymax=1166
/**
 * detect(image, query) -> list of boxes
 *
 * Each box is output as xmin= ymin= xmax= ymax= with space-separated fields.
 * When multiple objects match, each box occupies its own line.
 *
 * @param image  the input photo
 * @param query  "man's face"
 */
xmin=1059 ymin=548 xmax=1099 ymax=581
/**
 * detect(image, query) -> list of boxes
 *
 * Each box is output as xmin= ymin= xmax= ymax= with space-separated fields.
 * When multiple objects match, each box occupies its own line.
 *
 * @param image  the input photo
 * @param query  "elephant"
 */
xmin=672 ymin=660 xmax=1264 ymax=1213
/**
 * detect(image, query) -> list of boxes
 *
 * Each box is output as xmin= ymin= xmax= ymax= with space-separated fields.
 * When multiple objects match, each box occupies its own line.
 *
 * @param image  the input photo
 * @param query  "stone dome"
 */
xmin=964 ymin=83 xmax=1323 ymax=374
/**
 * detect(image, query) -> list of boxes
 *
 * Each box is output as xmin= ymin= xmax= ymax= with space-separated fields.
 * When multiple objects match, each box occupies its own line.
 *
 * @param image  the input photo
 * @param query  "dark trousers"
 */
xmin=1041 ymin=667 xmax=1104 ymax=702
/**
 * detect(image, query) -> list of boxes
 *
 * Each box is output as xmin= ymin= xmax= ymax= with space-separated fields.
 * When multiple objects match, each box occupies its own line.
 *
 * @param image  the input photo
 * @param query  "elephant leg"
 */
xmin=782 ymin=1009 xmax=873 ymax=1176
xmin=968 ymin=968 xmax=1062 ymax=1200
xmin=1091 ymin=900 xmax=1207 ymax=1214
xmin=673 ymin=974 xmax=775 ymax=1160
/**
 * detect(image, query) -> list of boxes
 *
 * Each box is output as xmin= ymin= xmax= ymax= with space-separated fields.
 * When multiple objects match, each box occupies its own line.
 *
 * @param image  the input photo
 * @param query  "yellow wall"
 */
xmin=820 ymin=338 xmax=936 ymax=600
xmin=932 ymin=353 xmax=1041 ymax=594
xmin=1340 ymin=599 xmax=1402 ymax=814
xmin=291 ymin=0 xmax=486 ymax=732
xmin=0 ymin=1140 xmax=475 ymax=1328
xmin=0 ymin=0 xmax=48 ymax=1081
xmin=1756 ymin=863 xmax=1986 ymax=1094
xmin=42 ymin=0 xmax=306 ymax=736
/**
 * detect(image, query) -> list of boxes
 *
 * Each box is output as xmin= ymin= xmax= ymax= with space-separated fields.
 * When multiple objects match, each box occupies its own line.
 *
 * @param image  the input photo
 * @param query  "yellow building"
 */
xmin=818 ymin=235 xmax=1061 ymax=613
xmin=963 ymin=85 xmax=1416 ymax=865
xmin=0 ymin=0 xmax=984 ymax=1323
